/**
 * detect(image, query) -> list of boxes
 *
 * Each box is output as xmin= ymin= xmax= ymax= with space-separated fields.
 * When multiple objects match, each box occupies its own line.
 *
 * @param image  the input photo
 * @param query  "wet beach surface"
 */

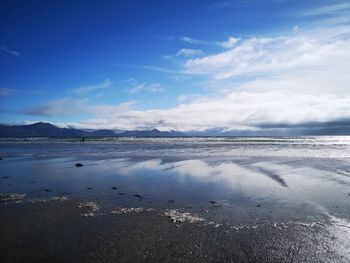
xmin=1 ymin=137 xmax=350 ymax=262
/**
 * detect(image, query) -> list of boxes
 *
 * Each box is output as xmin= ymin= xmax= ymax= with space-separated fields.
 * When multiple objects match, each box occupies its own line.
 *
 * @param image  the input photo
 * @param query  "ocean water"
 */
xmin=1 ymin=136 xmax=350 ymax=261
xmin=2 ymin=136 xmax=350 ymax=159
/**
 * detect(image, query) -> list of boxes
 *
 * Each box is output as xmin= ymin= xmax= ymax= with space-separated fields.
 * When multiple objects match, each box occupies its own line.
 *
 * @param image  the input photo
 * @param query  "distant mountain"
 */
xmin=0 ymin=122 xmax=186 ymax=137
xmin=118 ymin=129 xmax=184 ymax=137
xmin=0 ymin=122 xmax=116 ymax=137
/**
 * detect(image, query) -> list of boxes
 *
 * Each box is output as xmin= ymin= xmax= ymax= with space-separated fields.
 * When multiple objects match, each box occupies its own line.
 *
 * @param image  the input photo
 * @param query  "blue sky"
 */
xmin=1 ymin=0 xmax=350 ymax=133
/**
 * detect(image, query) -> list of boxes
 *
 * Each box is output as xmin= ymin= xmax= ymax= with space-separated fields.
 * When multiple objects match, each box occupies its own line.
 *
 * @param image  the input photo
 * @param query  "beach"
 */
xmin=1 ymin=137 xmax=350 ymax=262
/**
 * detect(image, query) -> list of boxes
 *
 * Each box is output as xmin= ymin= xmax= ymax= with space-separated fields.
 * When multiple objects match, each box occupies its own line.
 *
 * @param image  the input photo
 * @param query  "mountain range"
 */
xmin=0 ymin=122 xmax=184 ymax=137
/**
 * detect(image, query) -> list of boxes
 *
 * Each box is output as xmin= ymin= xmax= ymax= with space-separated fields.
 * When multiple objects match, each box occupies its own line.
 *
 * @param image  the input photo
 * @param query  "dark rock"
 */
xmin=2 ymin=176 xmax=9 ymax=179
xmin=167 ymin=200 xmax=175 ymax=203
xmin=111 ymin=187 xmax=117 ymax=190
xmin=43 ymin=189 xmax=51 ymax=192
xmin=255 ymin=204 xmax=261 ymax=207
xmin=86 ymin=187 xmax=92 ymax=190
xmin=118 ymin=193 xmax=125 ymax=195
xmin=75 ymin=163 xmax=83 ymax=167
xmin=208 ymin=200 xmax=216 ymax=204
xmin=132 ymin=194 xmax=144 ymax=199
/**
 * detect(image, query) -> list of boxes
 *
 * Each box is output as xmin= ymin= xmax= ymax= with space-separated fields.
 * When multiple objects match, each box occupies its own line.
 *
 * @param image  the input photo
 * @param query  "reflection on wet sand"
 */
xmin=1 ymin=146 xmax=350 ymax=261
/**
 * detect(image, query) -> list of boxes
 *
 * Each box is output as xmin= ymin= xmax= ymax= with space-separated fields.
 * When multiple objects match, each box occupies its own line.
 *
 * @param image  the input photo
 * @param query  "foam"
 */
xmin=0 ymin=193 xmax=26 ymax=202
xmin=111 ymin=207 xmax=155 ymax=214
xmin=164 ymin=209 xmax=207 ymax=224
xmin=77 ymin=201 xmax=100 ymax=217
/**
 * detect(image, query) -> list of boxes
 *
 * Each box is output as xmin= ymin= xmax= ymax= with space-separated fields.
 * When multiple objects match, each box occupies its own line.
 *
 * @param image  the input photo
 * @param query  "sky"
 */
xmin=1 ymin=0 xmax=350 ymax=135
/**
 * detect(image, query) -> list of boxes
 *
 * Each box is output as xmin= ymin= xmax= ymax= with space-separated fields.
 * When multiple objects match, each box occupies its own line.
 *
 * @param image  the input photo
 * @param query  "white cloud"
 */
xmin=25 ymin=98 xmax=133 ymax=118
xmin=147 ymin=83 xmax=164 ymax=92
xmin=219 ymin=36 xmax=240 ymax=48
xmin=127 ymin=80 xmax=164 ymax=94
xmin=162 ymin=54 xmax=173 ymax=60
xmin=302 ymin=3 xmax=350 ymax=16
xmin=184 ymin=26 xmax=350 ymax=91
xmin=176 ymin=48 xmax=203 ymax=57
xmin=128 ymin=83 xmax=145 ymax=94
xmin=181 ymin=35 xmax=242 ymax=49
xmin=25 ymin=91 xmax=350 ymax=132
xmin=71 ymin=78 xmax=111 ymax=95
xmin=114 ymin=64 xmax=180 ymax=74
xmin=0 ymin=46 xmax=20 ymax=57
xmin=181 ymin=36 xmax=211 ymax=45
xmin=68 ymin=91 xmax=350 ymax=132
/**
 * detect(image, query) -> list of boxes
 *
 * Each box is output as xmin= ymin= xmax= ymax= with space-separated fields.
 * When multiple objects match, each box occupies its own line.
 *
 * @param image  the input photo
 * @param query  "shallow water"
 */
xmin=1 ymin=136 xmax=350 ymax=262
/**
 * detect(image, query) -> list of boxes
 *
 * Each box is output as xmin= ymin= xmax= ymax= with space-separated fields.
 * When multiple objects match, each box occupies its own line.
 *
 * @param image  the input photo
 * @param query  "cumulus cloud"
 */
xmin=65 ymin=91 xmax=350 ymax=132
xmin=24 ymin=90 xmax=350 ymax=133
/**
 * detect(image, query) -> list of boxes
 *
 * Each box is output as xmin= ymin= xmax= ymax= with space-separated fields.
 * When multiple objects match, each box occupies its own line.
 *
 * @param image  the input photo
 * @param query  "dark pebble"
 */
xmin=133 ymin=194 xmax=144 ymax=199
xmin=43 ymin=189 xmax=51 ymax=192
xmin=255 ymin=204 xmax=261 ymax=207
xmin=86 ymin=187 xmax=92 ymax=190
xmin=75 ymin=163 xmax=83 ymax=167
xmin=208 ymin=200 xmax=216 ymax=204
xmin=111 ymin=187 xmax=117 ymax=190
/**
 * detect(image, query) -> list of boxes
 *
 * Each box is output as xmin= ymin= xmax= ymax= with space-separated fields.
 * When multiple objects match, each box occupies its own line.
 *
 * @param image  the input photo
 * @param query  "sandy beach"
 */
xmin=1 ymin=137 xmax=350 ymax=262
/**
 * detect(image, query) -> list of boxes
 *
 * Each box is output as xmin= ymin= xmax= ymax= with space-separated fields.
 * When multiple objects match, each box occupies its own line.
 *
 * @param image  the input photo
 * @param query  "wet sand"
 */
xmin=1 ymin=199 xmax=348 ymax=263
xmin=1 ymin=138 xmax=350 ymax=262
